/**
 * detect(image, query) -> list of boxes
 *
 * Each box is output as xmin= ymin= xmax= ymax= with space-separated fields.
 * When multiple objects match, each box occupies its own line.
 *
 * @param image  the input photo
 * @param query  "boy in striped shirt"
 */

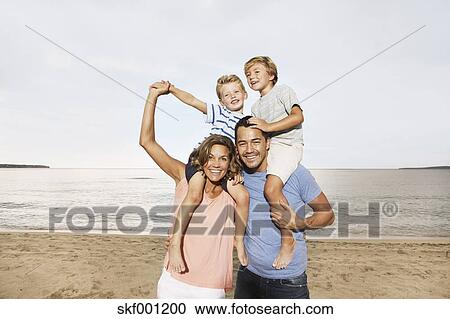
xmin=152 ymin=75 xmax=250 ymax=273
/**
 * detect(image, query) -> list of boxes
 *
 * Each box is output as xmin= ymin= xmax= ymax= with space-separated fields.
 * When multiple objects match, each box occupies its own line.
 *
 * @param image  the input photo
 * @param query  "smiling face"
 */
xmin=235 ymin=125 xmax=270 ymax=172
xmin=245 ymin=63 xmax=275 ymax=96
xmin=219 ymin=82 xmax=247 ymax=112
xmin=202 ymin=144 xmax=230 ymax=182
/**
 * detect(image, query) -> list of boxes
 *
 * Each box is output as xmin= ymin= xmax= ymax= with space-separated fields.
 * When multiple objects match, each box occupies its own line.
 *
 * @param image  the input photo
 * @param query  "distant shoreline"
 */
xmin=399 ymin=166 xmax=450 ymax=170
xmin=0 ymin=164 xmax=50 ymax=168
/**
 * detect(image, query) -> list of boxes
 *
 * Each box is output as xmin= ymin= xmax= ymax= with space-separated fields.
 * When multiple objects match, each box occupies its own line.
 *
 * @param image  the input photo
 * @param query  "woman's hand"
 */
xmin=150 ymin=80 xmax=171 ymax=97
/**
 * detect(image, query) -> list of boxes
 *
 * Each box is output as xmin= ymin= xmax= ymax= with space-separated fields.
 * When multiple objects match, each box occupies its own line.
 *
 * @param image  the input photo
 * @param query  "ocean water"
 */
xmin=0 ymin=168 xmax=449 ymax=238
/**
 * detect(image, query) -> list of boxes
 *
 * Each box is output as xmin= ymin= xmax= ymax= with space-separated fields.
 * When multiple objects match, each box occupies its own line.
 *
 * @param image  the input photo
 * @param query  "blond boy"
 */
xmin=244 ymin=56 xmax=304 ymax=269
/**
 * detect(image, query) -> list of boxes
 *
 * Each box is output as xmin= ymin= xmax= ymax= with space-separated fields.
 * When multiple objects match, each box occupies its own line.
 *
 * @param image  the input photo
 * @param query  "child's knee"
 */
xmin=229 ymin=184 xmax=250 ymax=205
xmin=264 ymin=180 xmax=282 ymax=200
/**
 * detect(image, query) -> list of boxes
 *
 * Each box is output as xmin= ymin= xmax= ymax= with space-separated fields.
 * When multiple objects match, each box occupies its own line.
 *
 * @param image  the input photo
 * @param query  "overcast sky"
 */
xmin=1 ymin=0 xmax=449 ymax=168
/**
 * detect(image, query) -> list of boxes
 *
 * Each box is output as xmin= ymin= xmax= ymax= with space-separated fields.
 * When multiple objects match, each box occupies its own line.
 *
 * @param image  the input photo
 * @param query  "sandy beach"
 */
xmin=0 ymin=232 xmax=448 ymax=298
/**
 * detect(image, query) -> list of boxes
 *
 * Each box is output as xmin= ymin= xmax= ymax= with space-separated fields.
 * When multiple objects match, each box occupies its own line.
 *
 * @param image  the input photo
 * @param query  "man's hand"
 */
xmin=270 ymin=201 xmax=306 ymax=231
xmin=247 ymin=117 xmax=271 ymax=132
xmin=149 ymin=80 xmax=171 ymax=97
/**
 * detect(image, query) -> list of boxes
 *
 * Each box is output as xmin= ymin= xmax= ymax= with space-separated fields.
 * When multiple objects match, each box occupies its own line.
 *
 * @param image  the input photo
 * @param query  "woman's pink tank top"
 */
xmin=164 ymin=178 xmax=235 ymax=290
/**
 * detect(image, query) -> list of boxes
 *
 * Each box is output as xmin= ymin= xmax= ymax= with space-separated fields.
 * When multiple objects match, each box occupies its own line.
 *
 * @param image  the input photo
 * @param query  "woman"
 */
xmin=139 ymin=82 xmax=239 ymax=298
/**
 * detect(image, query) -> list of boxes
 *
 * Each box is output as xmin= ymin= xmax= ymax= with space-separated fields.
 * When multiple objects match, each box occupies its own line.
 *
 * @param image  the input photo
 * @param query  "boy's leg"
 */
xmin=265 ymin=142 xmax=304 ymax=269
xmin=226 ymin=180 xmax=249 ymax=266
xmin=264 ymin=174 xmax=296 ymax=270
xmin=169 ymin=171 xmax=206 ymax=273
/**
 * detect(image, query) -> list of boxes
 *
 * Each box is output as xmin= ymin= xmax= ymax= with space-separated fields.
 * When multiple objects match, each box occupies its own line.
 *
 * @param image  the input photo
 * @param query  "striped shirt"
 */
xmin=206 ymin=103 xmax=246 ymax=141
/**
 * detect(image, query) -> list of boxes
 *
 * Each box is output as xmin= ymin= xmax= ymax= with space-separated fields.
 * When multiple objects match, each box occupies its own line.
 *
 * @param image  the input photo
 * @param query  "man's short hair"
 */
xmin=216 ymin=74 xmax=247 ymax=100
xmin=244 ymin=56 xmax=278 ymax=85
xmin=234 ymin=116 xmax=269 ymax=143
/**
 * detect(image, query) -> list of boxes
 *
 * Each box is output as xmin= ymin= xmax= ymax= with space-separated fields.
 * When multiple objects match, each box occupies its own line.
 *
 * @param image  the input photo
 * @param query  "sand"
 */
xmin=0 ymin=232 xmax=449 ymax=298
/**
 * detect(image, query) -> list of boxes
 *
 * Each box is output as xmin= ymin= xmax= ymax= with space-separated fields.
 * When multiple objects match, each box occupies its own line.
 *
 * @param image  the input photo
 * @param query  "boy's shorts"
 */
xmin=185 ymin=153 xmax=229 ymax=193
xmin=267 ymin=142 xmax=304 ymax=184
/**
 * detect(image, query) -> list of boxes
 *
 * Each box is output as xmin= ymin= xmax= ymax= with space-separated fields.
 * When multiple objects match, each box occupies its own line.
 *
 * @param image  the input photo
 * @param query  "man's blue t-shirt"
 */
xmin=243 ymin=165 xmax=322 ymax=279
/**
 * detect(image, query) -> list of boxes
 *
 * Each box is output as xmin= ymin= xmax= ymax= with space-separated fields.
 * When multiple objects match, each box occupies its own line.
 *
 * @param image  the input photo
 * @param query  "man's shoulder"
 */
xmin=293 ymin=163 xmax=310 ymax=174
xmin=286 ymin=164 xmax=314 ymax=185
xmin=243 ymin=170 xmax=265 ymax=185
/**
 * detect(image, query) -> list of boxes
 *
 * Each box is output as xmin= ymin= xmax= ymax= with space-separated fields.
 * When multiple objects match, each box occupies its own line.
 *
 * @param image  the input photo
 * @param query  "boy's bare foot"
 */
xmin=273 ymin=237 xmax=296 ymax=269
xmin=168 ymin=245 xmax=186 ymax=273
xmin=235 ymin=239 xmax=248 ymax=266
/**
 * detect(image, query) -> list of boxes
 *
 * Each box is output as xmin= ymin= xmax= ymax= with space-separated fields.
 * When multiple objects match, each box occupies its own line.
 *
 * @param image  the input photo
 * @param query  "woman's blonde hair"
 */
xmin=190 ymin=134 xmax=241 ymax=180
xmin=244 ymin=56 xmax=278 ymax=84
xmin=216 ymin=74 xmax=247 ymax=100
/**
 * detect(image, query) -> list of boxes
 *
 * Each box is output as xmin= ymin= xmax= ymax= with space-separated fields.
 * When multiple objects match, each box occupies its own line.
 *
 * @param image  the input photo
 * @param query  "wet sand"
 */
xmin=0 ymin=232 xmax=448 ymax=298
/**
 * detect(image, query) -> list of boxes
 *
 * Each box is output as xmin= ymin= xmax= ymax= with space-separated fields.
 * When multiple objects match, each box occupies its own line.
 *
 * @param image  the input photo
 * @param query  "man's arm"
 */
xmin=270 ymin=192 xmax=334 ymax=231
xmin=303 ymin=192 xmax=335 ymax=230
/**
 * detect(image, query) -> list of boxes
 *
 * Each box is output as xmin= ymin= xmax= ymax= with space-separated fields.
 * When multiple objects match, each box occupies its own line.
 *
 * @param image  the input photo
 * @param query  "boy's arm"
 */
xmin=267 ymin=106 xmax=304 ymax=132
xmin=248 ymin=106 xmax=304 ymax=133
xmin=169 ymin=84 xmax=208 ymax=114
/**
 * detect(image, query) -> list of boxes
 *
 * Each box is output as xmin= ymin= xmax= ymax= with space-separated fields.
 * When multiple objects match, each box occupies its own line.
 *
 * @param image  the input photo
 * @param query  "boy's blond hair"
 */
xmin=244 ymin=56 xmax=278 ymax=85
xmin=216 ymin=74 xmax=247 ymax=100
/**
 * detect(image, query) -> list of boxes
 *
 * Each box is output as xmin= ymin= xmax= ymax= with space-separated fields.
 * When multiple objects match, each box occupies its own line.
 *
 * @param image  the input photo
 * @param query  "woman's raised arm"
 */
xmin=139 ymin=84 xmax=185 ymax=184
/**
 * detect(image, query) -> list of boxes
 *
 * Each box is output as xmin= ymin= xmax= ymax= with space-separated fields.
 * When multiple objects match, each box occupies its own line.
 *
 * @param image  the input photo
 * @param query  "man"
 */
xmin=234 ymin=116 xmax=335 ymax=299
